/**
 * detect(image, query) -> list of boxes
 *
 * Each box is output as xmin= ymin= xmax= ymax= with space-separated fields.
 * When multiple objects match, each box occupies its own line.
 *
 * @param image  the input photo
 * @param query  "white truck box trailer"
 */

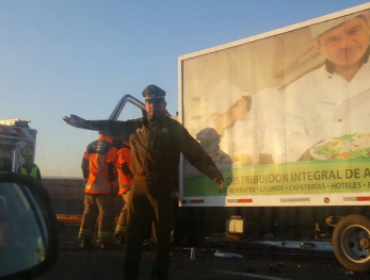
xmin=177 ymin=2 xmax=370 ymax=273
xmin=109 ymin=3 xmax=370 ymax=272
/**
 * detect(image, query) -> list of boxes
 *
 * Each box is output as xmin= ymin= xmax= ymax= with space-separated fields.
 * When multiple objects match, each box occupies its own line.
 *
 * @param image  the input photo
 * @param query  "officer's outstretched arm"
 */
xmin=63 ymin=115 xmax=90 ymax=129
xmin=63 ymin=115 xmax=141 ymax=141
xmin=179 ymin=124 xmax=224 ymax=186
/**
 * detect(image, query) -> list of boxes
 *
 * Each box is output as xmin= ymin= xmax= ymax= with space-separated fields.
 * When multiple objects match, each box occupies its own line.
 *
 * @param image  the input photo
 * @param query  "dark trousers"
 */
xmin=79 ymin=194 xmax=114 ymax=243
xmin=124 ymin=179 xmax=175 ymax=280
xmin=115 ymin=192 xmax=130 ymax=235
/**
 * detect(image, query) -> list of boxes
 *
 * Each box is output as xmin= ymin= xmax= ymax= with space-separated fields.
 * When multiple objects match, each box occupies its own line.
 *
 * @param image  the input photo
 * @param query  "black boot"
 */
xmin=113 ymin=234 xmax=126 ymax=245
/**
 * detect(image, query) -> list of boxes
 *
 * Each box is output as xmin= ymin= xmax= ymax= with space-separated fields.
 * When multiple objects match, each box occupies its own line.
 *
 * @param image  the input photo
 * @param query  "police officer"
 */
xmin=64 ymin=84 xmax=224 ymax=280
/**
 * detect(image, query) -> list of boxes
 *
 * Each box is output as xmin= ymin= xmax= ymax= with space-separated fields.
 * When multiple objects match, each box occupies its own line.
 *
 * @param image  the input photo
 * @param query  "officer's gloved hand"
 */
xmin=208 ymin=165 xmax=225 ymax=192
xmin=214 ymin=178 xmax=225 ymax=191
xmin=63 ymin=114 xmax=88 ymax=128
xmin=208 ymin=166 xmax=224 ymax=182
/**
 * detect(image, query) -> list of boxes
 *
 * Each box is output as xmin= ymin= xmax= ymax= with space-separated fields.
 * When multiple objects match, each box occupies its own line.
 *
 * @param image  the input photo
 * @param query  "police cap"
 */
xmin=142 ymin=84 xmax=166 ymax=101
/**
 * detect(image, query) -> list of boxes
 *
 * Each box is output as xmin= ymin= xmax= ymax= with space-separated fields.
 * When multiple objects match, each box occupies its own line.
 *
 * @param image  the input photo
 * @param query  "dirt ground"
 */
xmin=43 ymin=178 xmax=124 ymax=216
xmin=39 ymin=226 xmax=370 ymax=280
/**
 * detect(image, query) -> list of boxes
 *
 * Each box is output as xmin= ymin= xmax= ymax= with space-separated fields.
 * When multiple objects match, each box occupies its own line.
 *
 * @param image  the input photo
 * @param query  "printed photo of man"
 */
xmin=282 ymin=12 xmax=370 ymax=162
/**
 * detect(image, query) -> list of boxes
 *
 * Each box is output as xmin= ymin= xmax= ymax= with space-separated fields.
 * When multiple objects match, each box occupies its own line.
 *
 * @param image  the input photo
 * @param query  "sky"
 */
xmin=0 ymin=0 xmax=369 ymax=178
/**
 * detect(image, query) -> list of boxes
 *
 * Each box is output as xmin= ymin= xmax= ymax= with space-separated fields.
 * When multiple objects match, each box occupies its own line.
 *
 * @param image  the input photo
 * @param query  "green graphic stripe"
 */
xmin=183 ymin=160 xmax=370 ymax=197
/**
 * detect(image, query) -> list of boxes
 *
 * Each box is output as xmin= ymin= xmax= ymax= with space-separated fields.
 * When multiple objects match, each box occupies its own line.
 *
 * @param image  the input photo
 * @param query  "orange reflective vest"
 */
xmin=83 ymin=150 xmax=90 ymax=160
xmin=85 ymin=134 xmax=118 ymax=194
xmin=116 ymin=142 xmax=132 ymax=195
xmin=81 ymin=150 xmax=90 ymax=182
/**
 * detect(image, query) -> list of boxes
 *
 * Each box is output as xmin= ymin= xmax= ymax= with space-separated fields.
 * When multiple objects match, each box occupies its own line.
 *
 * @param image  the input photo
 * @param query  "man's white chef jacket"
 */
xmin=283 ymin=62 xmax=370 ymax=162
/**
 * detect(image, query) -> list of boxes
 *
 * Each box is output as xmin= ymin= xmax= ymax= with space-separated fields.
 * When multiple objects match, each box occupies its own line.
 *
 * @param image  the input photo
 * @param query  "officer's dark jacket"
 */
xmin=86 ymin=116 xmax=222 ymax=182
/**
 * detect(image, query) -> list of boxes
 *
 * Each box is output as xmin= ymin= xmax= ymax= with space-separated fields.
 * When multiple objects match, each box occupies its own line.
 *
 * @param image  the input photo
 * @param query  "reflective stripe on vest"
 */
xmin=85 ymin=155 xmax=111 ymax=194
xmin=85 ymin=184 xmax=111 ymax=193
xmin=85 ymin=153 xmax=112 ymax=194
xmin=118 ymin=184 xmax=130 ymax=195
xmin=20 ymin=166 xmax=38 ymax=179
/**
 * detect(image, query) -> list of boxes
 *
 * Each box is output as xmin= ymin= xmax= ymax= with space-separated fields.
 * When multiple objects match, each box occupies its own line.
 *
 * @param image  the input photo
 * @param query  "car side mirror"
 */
xmin=0 ymin=173 xmax=58 ymax=280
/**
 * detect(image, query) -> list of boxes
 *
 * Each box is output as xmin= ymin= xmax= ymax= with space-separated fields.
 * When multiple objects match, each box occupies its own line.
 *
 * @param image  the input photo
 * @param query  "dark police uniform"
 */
xmin=73 ymin=85 xmax=224 ymax=280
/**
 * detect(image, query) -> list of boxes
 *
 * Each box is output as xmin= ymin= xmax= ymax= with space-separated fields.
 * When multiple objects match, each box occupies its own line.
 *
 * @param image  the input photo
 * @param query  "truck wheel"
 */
xmin=332 ymin=214 xmax=370 ymax=272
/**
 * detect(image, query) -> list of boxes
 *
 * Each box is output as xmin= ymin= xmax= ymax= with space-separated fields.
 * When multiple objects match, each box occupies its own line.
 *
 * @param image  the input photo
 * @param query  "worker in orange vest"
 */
xmin=114 ymin=141 xmax=132 ymax=244
xmin=79 ymin=133 xmax=118 ymax=249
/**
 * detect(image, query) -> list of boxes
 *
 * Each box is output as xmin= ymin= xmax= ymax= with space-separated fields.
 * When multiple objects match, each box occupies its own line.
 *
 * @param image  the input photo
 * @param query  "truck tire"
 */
xmin=332 ymin=214 xmax=370 ymax=272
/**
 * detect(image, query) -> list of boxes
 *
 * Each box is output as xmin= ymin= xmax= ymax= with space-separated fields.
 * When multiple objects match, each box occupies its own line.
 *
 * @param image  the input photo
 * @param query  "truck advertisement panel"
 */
xmin=179 ymin=4 xmax=370 ymax=206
